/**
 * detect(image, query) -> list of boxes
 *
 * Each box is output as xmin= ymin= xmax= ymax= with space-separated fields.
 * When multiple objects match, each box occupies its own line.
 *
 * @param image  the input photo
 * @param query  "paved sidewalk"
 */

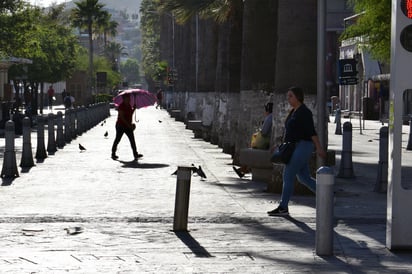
xmin=0 ymin=106 xmax=411 ymax=273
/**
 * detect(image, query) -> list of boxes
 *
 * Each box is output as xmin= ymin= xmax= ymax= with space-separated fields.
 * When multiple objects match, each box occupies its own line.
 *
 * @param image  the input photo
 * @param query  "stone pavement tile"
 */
xmin=1 ymin=108 xmax=412 ymax=273
xmin=1 ymin=220 xmax=412 ymax=273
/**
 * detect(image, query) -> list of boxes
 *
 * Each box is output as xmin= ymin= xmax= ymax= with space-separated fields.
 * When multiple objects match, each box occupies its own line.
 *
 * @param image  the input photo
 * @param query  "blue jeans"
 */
xmin=279 ymin=140 xmax=316 ymax=209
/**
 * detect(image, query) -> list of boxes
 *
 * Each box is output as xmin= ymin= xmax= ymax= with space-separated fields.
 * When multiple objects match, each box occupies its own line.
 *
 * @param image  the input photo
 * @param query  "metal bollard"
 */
xmin=407 ymin=116 xmax=412 ymax=150
xmin=337 ymin=122 xmax=355 ymax=178
xmin=47 ymin=113 xmax=57 ymax=154
xmin=335 ymin=108 xmax=342 ymax=135
xmin=56 ymin=111 xmax=65 ymax=149
xmin=20 ymin=117 xmax=35 ymax=168
xmin=1 ymin=120 xmax=19 ymax=178
xmin=35 ymin=116 xmax=47 ymax=160
xmin=64 ymin=109 xmax=71 ymax=143
xmin=71 ymin=108 xmax=77 ymax=140
xmin=375 ymin=126 xmax=388 ymax=192
xmin=316 ymin=166 xmax=334 ymax=256
xmin=173 ymin=166 xmax=193 ymax=232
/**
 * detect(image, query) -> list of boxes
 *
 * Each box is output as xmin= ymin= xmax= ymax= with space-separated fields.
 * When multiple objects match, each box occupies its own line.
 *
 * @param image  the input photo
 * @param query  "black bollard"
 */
xmin=173 ymin=166 xmax=193 ymax=232
xmin=71 ymin=108 xmax=77 ymax=140
xmin=35 ymin=116 xmax=47 ymax=160
xmin=337 ymin=122 xmax=355 ymax=178
xmin=335 ymin=108 xmax=342 ymax=135
xmin=407 ymin=116 xmax=412 ymax=150
xmin=20 ymin=117 xmax=35 ymax=168
xmin=64 ymin=109 xmax=71 ymax=143
xmin=1 ymin=120 xmax=19 ymax=178
xmin=56 ymin=112 xmax=65 ymax=149
xmin=47 ymin=113 xmax=57 ymax=154
xmin=375 ymin=126 xmax=389 ymax=192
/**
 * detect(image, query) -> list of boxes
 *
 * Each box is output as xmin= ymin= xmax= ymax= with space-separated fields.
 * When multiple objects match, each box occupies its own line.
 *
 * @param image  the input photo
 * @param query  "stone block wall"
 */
xmin=166 ymin=89 xmax=329 ymax=194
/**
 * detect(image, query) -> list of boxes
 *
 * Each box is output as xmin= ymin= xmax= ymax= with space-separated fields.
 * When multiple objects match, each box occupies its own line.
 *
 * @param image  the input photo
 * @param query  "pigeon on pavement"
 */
xmin=79 ymin=144 xmax=86 ymax=151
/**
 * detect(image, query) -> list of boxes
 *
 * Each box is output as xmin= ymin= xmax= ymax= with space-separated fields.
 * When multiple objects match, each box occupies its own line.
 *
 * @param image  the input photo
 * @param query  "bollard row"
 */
xmin=63 ymin=102 xmax=109 ymax=143
xmin=1 ymin=102 xmax=110 ymax=178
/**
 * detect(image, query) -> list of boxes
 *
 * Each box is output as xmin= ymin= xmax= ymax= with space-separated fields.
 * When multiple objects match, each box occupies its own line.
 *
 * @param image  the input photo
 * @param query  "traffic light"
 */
xmin=387 ymin=0 xmax=412 ymax=250
xmin=390 ymin=0 xmax=412 ymax=95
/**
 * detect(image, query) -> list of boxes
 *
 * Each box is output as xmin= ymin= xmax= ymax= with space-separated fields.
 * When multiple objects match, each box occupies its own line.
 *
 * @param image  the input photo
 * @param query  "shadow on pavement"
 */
xmin=174 ymin=231 xmax=213 ymax=258
xmin=1 ymin=177 xmax=16 ymax=186
xmin=120 ymin=161 xmax=169 ymax=169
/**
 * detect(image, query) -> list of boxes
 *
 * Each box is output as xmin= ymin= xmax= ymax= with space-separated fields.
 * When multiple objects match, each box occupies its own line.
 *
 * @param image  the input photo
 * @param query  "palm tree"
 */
xmin=96 ymin=11 xmax=118 ymax=46
xmin=157 ymin=0 xmax=243 ymax=93
xmin=104 ymin=41 xmax=126 ymax=72
xmin=71 ymin=0 xmax=107 ymax=89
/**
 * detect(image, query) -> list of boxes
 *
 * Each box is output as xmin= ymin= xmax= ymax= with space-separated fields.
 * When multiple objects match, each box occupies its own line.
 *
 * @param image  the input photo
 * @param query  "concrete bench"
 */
xmin=186 ymin=120 xmax=203 ymax=138
xmin=239 ymin=148 xmax=272 ymax=183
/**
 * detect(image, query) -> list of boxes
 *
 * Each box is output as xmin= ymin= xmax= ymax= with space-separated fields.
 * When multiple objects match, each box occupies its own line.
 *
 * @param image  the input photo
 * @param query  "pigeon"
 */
xmin=191 ymin=164 xmax=207 ymax=179
xmin=195 ymin=165 xmax=207 ymax=179
xmin=64 ymin=227 xmax=83 ymax=235
xmin=104 ymin=131 xmax=108 ymax=138
xmin=79 ymin=144 xmax=86 ymax=151
xmin=171 ymin=165 xmax=207 ymax=179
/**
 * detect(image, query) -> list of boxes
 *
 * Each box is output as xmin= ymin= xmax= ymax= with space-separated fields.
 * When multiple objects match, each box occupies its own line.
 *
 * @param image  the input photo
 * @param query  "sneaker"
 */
xmin=267 ymin=206 xmax=289 ymax=216
xmin=111 ymin=154 xmax=119 ymax=160
xmin=134 ymin=153 xmax=143 ymax=160
xmin=232 ymin=166 xmax=244 ymax=178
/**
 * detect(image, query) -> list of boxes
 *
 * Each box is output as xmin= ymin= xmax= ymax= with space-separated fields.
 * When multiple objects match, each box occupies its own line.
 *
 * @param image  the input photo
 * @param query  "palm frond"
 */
xmin=159 ymin=0 xmax=236 ymax=24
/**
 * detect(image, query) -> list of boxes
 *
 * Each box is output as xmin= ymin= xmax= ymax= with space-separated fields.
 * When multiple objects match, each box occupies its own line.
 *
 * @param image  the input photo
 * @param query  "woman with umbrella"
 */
xmin=111 ymin=93 xmax=142 ymax=161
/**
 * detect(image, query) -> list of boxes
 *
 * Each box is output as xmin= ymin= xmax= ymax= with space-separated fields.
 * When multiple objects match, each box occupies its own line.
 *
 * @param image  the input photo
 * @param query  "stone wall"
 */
xmin=166 ymin=90 xmax=324 ymax=194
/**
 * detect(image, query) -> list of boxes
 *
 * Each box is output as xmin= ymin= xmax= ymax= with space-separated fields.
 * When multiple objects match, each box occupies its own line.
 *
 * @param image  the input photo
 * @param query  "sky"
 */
xmin=28 ymin=0 xmax=68 ymax=7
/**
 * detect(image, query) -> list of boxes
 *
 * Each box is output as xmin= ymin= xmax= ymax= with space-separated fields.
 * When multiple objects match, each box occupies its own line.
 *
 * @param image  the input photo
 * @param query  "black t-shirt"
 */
xmin=284 ymin=104 xmax=317 ymax=143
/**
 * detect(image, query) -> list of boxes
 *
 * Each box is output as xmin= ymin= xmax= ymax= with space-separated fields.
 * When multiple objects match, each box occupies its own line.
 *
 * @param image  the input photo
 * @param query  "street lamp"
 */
xmin=317 ymin=0 xmax=327 ymax=166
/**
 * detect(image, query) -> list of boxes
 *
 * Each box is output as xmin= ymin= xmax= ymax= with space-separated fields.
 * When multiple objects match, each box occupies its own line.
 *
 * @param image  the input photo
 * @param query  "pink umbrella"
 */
xmin=113 ymin=89 xmax=158 ymax=109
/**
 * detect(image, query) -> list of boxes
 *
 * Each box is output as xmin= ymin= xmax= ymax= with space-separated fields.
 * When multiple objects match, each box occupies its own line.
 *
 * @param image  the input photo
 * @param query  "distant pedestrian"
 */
xmin=233 ymin=102 xmax=273 ymax=178
xmin=47 ymin=85 xmax=55 ymax=110
xmin=156 ymin=89 xmax=163 ymax=109
xmin=64 ymin=92 xmax=73 ymax=109
xmin=111 ymin=93 xmax=142 ymax=161
xmin=61 ymin=89 xmax=67 ymax=102
xmin=267 ymin=86 xmax=326 ymax=216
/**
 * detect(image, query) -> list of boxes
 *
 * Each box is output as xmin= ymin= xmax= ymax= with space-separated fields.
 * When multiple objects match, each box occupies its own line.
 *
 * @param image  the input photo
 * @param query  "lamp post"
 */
xmin=195 ymin=13 xmax=199 ymax=92
xmin=317 ymin=0 xmax=327 ymax=166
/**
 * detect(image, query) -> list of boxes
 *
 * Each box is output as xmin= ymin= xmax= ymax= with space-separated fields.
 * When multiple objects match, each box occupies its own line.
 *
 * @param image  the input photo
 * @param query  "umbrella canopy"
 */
xmin=113 ymin=89 xmax=157 ymax=109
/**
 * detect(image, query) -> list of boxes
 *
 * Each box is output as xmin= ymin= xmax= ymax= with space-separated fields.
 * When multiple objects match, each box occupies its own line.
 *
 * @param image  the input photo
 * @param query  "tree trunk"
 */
xmin=215 ymin=0 xmax=243 ymax=93
xmin=274 ymin=0 xmax=317 ymax=93
xmin=240 ymin=0 xmax=278 ymax=91
xmin=88 ymin=22 xmax=94 ymax=91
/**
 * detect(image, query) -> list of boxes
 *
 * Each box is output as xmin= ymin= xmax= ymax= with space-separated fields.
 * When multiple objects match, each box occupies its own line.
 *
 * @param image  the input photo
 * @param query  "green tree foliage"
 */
xmin=158 ymin=0 xmax=240 ymax=24
xmin=341 ymin=0 xmax=391 ymax=63
xmin=120 ymin=58 xmax=140 ymax=84
xmin=140 ymin=0 xmax=161 ymax=83
xmin=3 ymin=4 xmax=79 ymax=83
xmin=76 ymin=47 xmax=121 ymax=89
xmin=104 ymin=41 xmax=126 ymax=71
xmin=0 ymin=0 xmax=23 ymax=13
